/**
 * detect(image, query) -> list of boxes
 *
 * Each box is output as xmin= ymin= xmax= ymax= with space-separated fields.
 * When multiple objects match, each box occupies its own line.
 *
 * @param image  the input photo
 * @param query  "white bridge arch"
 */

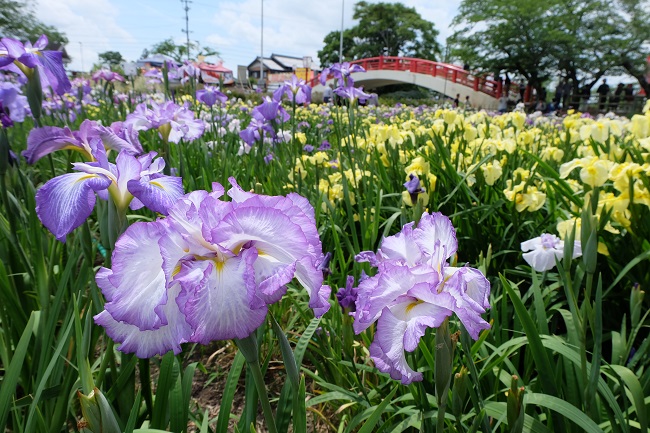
xmin=311 ymin=56 xmax=500 ymax=109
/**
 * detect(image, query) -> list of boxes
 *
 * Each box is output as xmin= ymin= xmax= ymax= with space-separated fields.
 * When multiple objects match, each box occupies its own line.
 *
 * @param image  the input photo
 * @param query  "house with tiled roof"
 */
xmin=246 ymin=54 xmax=320 ymax=87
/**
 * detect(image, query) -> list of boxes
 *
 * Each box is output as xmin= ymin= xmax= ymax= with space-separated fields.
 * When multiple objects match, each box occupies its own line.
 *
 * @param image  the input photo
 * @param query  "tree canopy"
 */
xmin=141 ymin=38 xmax=219 ymax=63
xmin=450 ymin=0 xmax=650 ymax=94
xmin=318 ymin=1 xmax=441 ymax=67
xmin=0 ymin=0 xmax=68 ymax=49
xmin=98 ymin=51 xmax=124 ymax=68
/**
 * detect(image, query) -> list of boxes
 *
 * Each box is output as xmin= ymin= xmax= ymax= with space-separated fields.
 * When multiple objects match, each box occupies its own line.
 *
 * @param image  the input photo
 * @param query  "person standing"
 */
xmin=323 ymin=84 xmax=333 ymax=104
xmin=454 ymin=93 xmax=460 ymax=108
xmin=612 ymin=83 xmax=624 ymax=111
xmin=597 ymin=79 xmax=610 ymax=111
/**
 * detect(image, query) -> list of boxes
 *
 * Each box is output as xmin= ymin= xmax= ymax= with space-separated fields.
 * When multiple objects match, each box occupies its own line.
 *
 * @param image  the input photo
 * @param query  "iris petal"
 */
xmin=177 ymin=248 xmax=268 ymax=343
xmin=35 ymin=172 xmax=111 ymax=242
xmin=94 ymin=283 xmax=192 ymax=358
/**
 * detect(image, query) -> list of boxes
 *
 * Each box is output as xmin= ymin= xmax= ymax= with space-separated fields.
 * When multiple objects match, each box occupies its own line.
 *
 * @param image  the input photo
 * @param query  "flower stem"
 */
xmin=235 ymin=335 xmax=278 ymax=433
xmin=249 ymin=357 xmax=278 ymax=433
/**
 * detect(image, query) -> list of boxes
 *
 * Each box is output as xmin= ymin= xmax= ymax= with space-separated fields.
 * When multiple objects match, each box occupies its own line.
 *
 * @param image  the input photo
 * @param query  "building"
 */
xmin=246 ymin=54 xmax=320 ymax=87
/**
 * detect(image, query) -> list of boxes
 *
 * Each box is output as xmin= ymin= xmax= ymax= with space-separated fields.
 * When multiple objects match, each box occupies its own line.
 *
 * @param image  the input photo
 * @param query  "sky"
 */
xmin=33 ymin=0 xmax=461 ymax=73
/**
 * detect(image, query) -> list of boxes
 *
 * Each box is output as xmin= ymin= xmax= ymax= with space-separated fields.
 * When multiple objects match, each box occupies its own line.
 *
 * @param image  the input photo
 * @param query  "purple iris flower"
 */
xmin=273 ymin=75 xmax=311 ymax=105
xmin=178 ymin=61 xmax=200 ymax=84
xmin=0 ymin=102 xmax=13 ymax=128
xmin=352 ymin=213 xmax=490 ymax=384
xmin=93 ymin=178 xmax=331 ymax=358
xmin=263 ymin=153 xmax=274 ymax=164
xmin=36 ymin=146 xmax=183 ymax=242
xmin=252 ymin=97 xmax=290 ymax=123
xmin=320 ymin=62 xmax=366 ymax=87
xmin=404 ymin=174 xmax=425 ymax=204
xmin=72 ymin=77 xmax=92 ymax=95
xmin=303 ymin=144 xmax=314 ymax=153
xmin=239 ymin=117 xmax=274 ymax=146
xmin=23 ymin=119 xmax=143 ymax=164
xmin=336 ymin=276 xmax=358 ymax=311
xmin=144 ymin=68 xmax=163 ymax=84
xmin=92 ymin=69 xmax=126 ymax=83
xmin=319 ymin=140 xmax=331 ymax=150
xmin=196 ymin=86 xmax=227 ymax=107
xmin=0 ymin=35 xmax=71 ymax=95
xmin=0 ymin=81 xmax=29 ymax=123
xmin=334 ymin=85 xmax=371 ymax=103
xmin=125 ymin=101 xmax=205 ymax=143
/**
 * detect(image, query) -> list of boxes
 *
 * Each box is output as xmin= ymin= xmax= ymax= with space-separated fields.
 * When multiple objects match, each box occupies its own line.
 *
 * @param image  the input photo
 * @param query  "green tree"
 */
xmin=0 ymin=0 xmax=68 ymax=49
xmin=608 ymin=0 xmax=650 ymax=95
xmin=318 ymin=1 xmax=441 ymax=67
xmin=451 ymin=0 xmax=650 ymax=96
xmin=449 ymin=0 xmax=560 ymax=94
xmin=317 ymin=29 xmax=356 ymax=66
xmin=98 ymin=51 xmax=124 ymax=67
xmin=141 ymin=38 xmax=219 ymax=63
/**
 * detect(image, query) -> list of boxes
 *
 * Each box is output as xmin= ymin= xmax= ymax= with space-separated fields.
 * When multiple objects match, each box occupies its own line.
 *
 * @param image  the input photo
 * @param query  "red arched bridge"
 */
xmin=311 ymin=56 xmax=502 ymax=108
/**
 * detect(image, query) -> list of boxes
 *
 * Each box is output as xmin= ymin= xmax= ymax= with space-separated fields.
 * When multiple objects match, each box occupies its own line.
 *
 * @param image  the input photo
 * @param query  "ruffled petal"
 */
xmin=353 ymin=263 xmax=437 ymax=334
xmin=127 ymin=174 xmax=184 ymax=215
xmin=413 ymin=212 xmax=458 ymax=261
xmin=441 ymin=268 xmax=491 ymax=339
xmin=371 ymin=308 xmax=422 ymax=384
xmin=35 ymin=172 xmax=111 ymax=242
xmin=211 ymin=205 xmax=310 ymax=264
xmin=378 ymin=222 xmax=422 ymax=265
xmin=94 ymin=283 xmax=192 ymax=358
xmin=103 ymin=221 xmax=172 ymax=330
xmin=295 ymin=256 xmax=331 ymax=317
xmin=177 ymin=248 xmax=267 ymax=343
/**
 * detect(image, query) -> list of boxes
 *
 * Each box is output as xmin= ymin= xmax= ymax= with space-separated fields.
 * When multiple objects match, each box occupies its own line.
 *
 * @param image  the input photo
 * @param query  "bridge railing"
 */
xmin=310 ymin=56 xmax=501 ymax=98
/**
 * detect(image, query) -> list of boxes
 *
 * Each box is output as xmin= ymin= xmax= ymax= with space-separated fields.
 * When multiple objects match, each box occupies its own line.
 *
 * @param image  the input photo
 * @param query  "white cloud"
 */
xmin=31 ymin=0 xmax=461 ymax=73
xmin=34 ymin=0 xmax=135 ymax=71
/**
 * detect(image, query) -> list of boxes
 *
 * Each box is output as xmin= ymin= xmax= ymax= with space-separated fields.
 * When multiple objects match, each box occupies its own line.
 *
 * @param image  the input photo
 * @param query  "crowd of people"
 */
xmin=496 ymin=75 xmax=642 ymax=114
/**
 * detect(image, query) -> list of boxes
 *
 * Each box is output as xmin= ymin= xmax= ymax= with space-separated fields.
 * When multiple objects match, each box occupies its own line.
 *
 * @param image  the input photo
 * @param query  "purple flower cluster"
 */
xmin=125 ymin=101 xmax=205 ymax=143
xmin=351 ymin=213 xmax=490 ymax=384
xmin=94 ymin=178 xmax=331 ymax=358
xmin=239 ymin=97 xmax=289 ymax=145
xmin=36 ymin=145 xmax=183 ymax=242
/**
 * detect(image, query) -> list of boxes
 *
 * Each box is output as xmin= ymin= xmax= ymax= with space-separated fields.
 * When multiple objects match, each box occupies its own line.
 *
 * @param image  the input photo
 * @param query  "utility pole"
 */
xmin=257 ymin=0 xmax=264 ymax=90
xmin=339 ymin=0 xmax=344 ymax=62
xmin=78 ymin=42 xmax=84 ymax=72
xmin=181 ymin=0 xmax=192 ymax=61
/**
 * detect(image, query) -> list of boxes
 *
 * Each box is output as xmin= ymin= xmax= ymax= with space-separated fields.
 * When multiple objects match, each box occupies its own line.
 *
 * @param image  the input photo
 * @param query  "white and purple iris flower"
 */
xmin=94 ymin=178 xmax=332 ymax=358
xmin=92 ymin=69 xmax=126 ymax=83
xmin=521 ymin=233 xmax=582 ymax=272
xmin=36 ymin=145 xmax=183 ymax=242
xmin=273 ymin=75 xmax=311 ymax=105
xmin=0 ymin=35 xmax=71 ymax=95
xmin=352 ymin=213 xmax=490 ymax=384
xmin=125 ymin=101 xmax=205 ymax=143
xmin=23 ymin=119 xmax=143 ymax=164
